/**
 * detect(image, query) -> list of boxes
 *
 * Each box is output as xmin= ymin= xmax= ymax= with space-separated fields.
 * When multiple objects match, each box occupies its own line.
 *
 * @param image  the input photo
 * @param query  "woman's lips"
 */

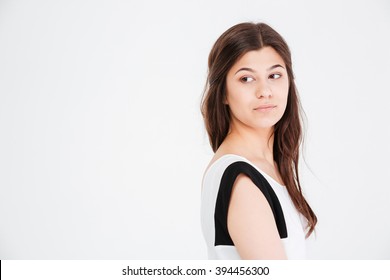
xmin=254 ymin=104 xmax=277 ymax=111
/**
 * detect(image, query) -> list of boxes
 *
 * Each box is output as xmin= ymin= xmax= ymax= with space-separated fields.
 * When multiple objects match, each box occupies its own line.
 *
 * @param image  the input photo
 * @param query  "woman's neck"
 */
xmin=223 ymin=123 xmax=275 ymax=164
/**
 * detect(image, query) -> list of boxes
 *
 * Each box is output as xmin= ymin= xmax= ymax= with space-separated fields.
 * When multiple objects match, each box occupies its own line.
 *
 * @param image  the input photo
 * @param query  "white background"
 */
xmin=0 ymin=0 xmax=389 ymax=259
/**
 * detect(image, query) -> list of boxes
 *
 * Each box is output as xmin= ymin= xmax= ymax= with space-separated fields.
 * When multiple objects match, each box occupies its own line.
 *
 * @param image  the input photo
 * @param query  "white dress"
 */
xmin=201 ymin=154 xmax=307 ymax=259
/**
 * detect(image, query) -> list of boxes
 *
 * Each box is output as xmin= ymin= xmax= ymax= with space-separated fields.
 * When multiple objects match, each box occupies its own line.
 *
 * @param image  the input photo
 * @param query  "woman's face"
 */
xmin=225 ymin=46 xmax=289 ymax=131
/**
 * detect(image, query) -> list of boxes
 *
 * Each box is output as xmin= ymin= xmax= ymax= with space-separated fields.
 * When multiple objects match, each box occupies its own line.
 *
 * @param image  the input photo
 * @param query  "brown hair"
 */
xmin=201 ymin=22 xmax=317 ymax=237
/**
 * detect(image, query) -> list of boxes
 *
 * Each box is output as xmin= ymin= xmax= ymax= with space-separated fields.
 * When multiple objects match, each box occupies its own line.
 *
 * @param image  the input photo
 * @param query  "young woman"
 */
xmin=200 ymin=22 xmax=317 ymax=260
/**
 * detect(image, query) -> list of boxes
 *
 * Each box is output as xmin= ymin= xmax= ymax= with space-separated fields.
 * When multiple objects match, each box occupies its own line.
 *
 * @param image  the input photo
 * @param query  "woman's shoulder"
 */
xmin=202 ymin=153 xmax=251 ymax=186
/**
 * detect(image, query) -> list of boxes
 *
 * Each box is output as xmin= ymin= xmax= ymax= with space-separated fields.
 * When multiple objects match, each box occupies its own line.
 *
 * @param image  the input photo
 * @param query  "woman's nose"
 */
xmin=256 ymin=87 xmax=272 ymax=98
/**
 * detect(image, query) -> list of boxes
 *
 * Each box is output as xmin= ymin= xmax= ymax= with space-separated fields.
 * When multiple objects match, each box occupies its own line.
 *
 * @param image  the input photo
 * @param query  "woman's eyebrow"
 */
xmin=234 ymin=64 xmax=285 ymax=75
xmin=267 ymin=64 xmax=285 ymax=71
xmin=234 ymin=67 xmax=255 ymax=75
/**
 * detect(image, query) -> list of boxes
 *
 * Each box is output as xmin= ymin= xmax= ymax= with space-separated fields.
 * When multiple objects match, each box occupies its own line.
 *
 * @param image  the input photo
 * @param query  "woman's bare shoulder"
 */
xmin=227 ymin=174 xmax=287 ymax=259
xmin=204 ymin=145 xmax=243 ymax=174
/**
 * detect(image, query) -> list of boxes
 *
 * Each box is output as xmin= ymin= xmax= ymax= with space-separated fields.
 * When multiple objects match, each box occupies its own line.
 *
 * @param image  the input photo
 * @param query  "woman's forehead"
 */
xmin=231 ymin=47 xmax=286 ymax=72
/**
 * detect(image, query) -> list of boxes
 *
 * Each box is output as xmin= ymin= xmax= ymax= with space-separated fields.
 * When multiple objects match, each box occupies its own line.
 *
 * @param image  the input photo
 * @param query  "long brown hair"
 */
xmin=201 ymin=22 xmax=317 ymax=237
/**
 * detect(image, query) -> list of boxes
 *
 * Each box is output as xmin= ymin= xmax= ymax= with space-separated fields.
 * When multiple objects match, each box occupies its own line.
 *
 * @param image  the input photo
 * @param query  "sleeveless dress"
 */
xmin=200 ymin=154 xmax=307 ymax=259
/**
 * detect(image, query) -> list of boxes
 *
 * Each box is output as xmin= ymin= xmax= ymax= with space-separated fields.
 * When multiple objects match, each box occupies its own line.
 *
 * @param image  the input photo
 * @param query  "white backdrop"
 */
xmin=0 ymin=0 xmax=389 ymax=259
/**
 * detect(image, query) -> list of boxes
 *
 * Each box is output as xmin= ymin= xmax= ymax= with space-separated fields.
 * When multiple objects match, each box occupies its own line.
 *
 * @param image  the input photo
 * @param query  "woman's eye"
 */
xmin=240 ymin=76 xmax=254 ymax=83
xmin=269 ymin=73 xmax=282 ymax=79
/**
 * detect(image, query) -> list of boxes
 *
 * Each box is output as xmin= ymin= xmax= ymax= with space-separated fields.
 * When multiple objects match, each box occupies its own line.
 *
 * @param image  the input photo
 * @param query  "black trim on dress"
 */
xmin=214 ymin=161 xmax=288 ymax=246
